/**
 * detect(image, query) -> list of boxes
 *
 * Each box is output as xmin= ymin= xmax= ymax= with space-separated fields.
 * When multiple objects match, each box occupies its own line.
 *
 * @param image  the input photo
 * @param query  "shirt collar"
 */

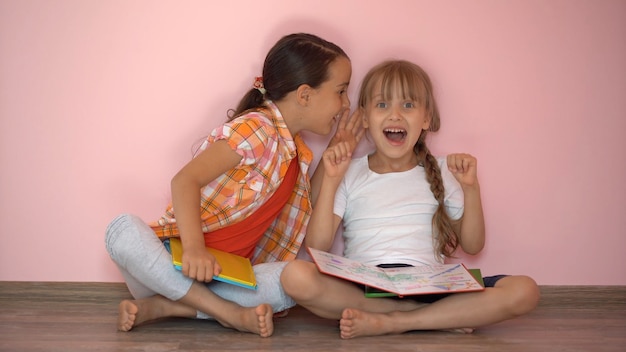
xmin=264 ymin=100 xmax=296 ymax=154
xmin=264 ymin=100 xmax=313 ymax=168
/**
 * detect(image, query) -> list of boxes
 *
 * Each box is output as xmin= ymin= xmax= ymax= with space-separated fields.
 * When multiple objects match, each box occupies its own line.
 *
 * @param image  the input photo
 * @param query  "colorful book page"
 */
xmin=308 ymin=247 xmax=484 ymax=297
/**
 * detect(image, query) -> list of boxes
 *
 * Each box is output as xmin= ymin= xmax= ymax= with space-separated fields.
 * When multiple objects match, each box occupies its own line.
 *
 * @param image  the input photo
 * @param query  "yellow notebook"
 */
xmin=167 ymin=238 xmax=257 ymax=290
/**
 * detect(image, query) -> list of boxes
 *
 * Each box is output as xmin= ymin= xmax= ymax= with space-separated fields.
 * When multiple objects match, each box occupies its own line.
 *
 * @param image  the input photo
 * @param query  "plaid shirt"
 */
xmin=151 ymin=101 xmax=313 ymax=264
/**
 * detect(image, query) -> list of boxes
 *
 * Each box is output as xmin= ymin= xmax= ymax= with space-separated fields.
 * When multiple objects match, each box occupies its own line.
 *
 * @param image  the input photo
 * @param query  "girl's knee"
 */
xmin=500 ymin=275 xmax=540 ymax=315
xmin=518 ymin=276 xmax=541 ymax=312
xmin=104 ymin=213 xmax=146 ymax=260
xmin=280 ymin=260 xmax=319 ymax=299
xmin=105 ymin=213 xmax=131 ymax=254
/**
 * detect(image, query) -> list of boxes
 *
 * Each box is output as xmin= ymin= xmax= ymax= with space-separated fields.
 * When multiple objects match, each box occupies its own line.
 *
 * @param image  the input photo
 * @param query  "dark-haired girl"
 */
xmin=105 ymin=33 xmax=361 ymax=337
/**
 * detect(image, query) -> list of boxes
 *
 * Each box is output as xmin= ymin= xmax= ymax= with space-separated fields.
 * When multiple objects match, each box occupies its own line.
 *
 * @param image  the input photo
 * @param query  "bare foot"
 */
xmin=339 ymin=308 xmax=394 ymax=339
xmin=117 ymin=295 xmax=195 ymax=332
xmin=339 ymin=308 xmax=474 ymax=339
xmin=118 ymin=300 xmax=139 ymax=332
xmin=216 ymin=304 xmax=274 ymax=338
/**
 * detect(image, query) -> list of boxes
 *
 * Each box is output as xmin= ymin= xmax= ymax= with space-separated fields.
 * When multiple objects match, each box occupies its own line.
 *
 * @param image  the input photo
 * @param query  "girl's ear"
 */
xmin=423 ymin=112 xmax=432 ymax=131
xmin=361 ymin=107 xmax=370 ymax=128
xmin=296 ymin=84 xmax=312 ymax=106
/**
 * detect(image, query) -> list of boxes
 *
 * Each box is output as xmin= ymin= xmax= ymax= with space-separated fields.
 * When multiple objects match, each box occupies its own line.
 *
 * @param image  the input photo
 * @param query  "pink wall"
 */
xmin=1 ymin=0 xmax=624 ymax=285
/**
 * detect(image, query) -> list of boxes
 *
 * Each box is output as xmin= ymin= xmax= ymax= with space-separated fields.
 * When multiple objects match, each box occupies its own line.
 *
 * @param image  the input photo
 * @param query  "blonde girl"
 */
xmin=280 ymin=59 xmax=539 ymax=339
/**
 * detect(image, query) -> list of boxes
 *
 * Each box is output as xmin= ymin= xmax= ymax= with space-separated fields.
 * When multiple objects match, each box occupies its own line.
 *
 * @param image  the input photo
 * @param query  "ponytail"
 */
xmin=230 ymin=88 xmax=265 ymax=120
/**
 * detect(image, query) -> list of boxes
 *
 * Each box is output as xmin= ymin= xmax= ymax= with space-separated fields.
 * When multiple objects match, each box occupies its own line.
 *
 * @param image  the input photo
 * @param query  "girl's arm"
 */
xmin=305 ymin=141 xmax=353 ymax=251
xmin=171 ymin=140 xmax=242 ymax=282
xmin=447 ymin=153 xmax=485 ymax=255
xmin=310 ymin=109 xmax=363 ymax=206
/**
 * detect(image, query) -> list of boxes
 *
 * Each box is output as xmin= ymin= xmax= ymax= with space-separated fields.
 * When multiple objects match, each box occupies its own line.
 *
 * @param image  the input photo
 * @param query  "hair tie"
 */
xmin=253 ymin=76 xmax=266 ymax=95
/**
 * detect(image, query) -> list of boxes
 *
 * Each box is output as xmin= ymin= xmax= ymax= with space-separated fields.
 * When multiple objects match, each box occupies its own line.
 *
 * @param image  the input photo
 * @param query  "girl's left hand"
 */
xmin=329 ymin=108 xmax=364 ymax=153
xmin=447 ymin=153 xmax=479 ymax=188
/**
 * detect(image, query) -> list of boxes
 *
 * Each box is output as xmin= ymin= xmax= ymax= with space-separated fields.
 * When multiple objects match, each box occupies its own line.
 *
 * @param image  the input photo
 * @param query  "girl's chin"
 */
xmin=317 ymin=124 xmax=334 ymax=136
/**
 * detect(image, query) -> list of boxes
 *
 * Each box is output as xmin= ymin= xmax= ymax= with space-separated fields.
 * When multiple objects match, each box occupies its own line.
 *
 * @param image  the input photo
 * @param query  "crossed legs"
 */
xmin=116 ymin=281 xmax=274 ymax=336
xmin=281 ymin=259 xmax=540 ymax=339
xmin=106 ymin=213 xmax=295 ymax=337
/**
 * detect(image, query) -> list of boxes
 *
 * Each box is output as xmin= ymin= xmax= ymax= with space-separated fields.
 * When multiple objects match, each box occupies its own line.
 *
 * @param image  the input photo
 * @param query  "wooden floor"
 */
xmin=0 ymin=282 xmax=624 ymax=352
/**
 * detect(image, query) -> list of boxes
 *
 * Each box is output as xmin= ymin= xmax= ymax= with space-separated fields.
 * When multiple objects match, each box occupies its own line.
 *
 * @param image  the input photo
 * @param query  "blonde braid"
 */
xmin=416 ymin=141 xmax=459 ymax=259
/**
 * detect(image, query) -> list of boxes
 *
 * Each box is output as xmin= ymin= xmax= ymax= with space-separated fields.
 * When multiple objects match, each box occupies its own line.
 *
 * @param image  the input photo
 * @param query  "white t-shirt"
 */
xmin=334 ymin=155 xmax=464 ymax=266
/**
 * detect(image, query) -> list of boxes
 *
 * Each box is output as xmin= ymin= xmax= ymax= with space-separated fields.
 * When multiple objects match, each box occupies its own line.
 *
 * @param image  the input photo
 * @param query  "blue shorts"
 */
xmin=366 ymin=263 xmax=508 ymax=303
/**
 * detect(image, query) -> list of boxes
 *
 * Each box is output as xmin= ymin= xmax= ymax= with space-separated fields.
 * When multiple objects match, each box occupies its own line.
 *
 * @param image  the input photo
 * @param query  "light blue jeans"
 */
xmin=104 ymin=213 xmax=295 ymax=319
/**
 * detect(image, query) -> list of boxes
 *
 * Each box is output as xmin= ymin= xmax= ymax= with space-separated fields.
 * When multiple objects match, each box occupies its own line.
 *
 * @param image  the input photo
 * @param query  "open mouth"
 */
xmin=383 ymin=128 xmax=407 ymax=142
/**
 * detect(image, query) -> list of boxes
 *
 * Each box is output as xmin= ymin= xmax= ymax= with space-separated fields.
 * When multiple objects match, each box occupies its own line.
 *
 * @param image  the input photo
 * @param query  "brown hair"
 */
xmin=358 ymin=60 xmax=459 ymax=259
xmin=230 ymin=33 xmax=349 ymax=119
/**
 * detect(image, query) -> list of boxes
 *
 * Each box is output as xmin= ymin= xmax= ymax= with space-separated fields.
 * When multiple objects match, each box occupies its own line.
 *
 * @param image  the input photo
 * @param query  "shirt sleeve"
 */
xmin=333 ymin=177 xmax=348 ymax=219
xmin=209 ymin=114 xmax=274 ymax=166
xmin=440 ymin=158 xmax=465 ymax=220
xmin=333 ymin=157 xmax=362 ymax=219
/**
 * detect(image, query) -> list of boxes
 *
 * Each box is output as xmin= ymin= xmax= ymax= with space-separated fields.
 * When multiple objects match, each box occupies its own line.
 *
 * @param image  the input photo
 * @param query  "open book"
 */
xmin=165 ymin=238 xmax=257 ymax=290
xmin=307 ymin=247 xmax=484 ymax=297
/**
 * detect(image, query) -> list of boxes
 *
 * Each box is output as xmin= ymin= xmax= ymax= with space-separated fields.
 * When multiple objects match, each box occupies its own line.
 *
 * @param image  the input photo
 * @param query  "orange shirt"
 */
xmin=150 ymin=101 xmax=313 ymax=264
xmin=199 ymin=157 xmax=299 ymax=258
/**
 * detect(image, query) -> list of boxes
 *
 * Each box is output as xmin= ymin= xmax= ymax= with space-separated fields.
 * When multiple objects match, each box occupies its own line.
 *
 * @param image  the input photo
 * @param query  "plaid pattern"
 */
xmin=150 ymin=101 xmax=313 ymax=264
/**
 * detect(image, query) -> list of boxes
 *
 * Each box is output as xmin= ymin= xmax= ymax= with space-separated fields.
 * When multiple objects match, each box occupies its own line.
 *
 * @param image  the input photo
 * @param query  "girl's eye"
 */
xmin=403 ymin=102 xmax=415 ymax=108
xmin=376 ymin=102 xmax=387 ymax=108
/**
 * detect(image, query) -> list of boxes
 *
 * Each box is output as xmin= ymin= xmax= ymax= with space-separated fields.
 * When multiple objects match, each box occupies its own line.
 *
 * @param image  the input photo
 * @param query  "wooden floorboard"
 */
xmin=0 ymin=282 xmax=624 ymax=351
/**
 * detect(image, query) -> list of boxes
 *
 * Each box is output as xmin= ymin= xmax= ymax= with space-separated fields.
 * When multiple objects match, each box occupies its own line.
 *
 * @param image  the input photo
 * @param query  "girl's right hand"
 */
xmin=181 ymin=245 xmax=222 ymax=282
xmin=321 ymin=140 xmax=353 ymax=179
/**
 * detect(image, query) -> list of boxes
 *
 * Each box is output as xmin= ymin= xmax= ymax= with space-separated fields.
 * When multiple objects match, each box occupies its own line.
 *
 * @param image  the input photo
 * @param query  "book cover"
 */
xmin=166 ymin=238 xmax=257 ymax=290
xmin=307 ymin=247 xmax=484 ymax=297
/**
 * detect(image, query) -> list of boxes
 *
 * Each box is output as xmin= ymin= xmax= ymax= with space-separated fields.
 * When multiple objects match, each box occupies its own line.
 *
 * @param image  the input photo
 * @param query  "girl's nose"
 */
xmin=342 ymin=95 xmax=351 ymax=109
xmin=388 ymin=105 xmax=402 ymax=120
